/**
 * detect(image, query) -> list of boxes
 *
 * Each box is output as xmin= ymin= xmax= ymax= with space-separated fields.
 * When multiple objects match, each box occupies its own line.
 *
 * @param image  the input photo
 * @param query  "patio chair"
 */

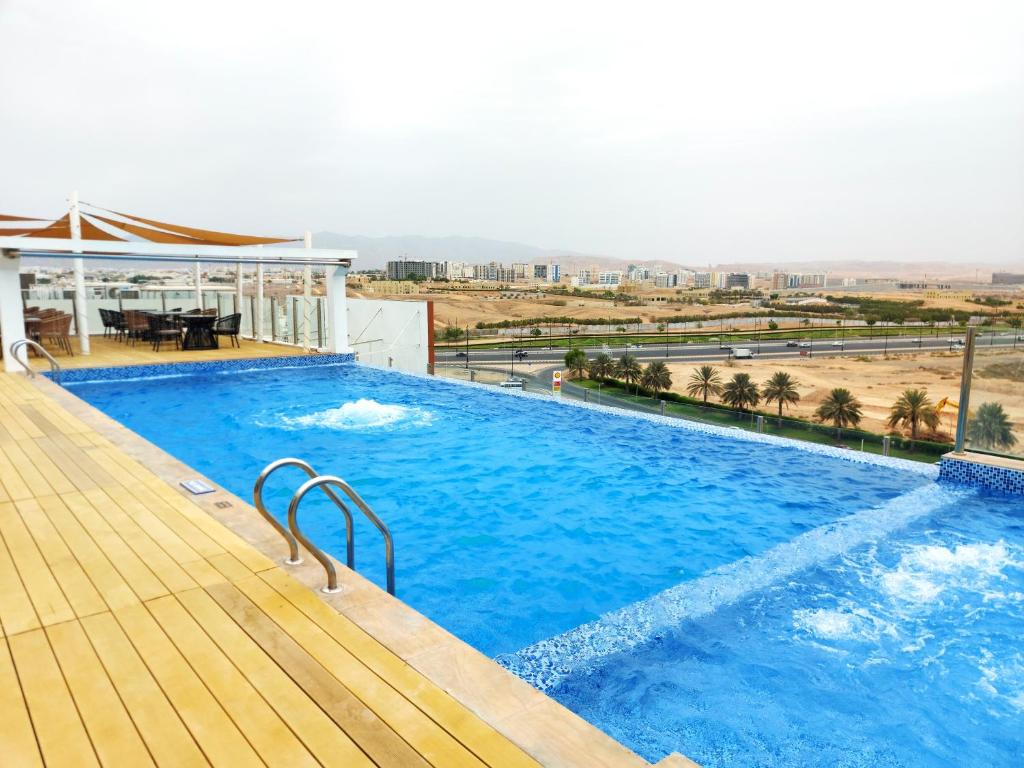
xmin=148 ymin=314 xmax=181 ymax=352
xmin=98 ymin=308 xmax=117 ymax=337
xmin=200 ymin=307 xmax=218 ymax=316
xmin=213 ymin=313 xmax=242 ymax=347
xmin=52 ymin=313 xmax=74 ymax=355
xmin=122 ymin=310 xmax=151 ymax=347
xmin=110 ymin=310 xmax=128 ymax=341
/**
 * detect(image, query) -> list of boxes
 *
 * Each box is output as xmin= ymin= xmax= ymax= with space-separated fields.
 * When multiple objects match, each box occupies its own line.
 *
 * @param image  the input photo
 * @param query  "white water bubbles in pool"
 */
xmin=273 ymin=398 xmax=434 ymax=431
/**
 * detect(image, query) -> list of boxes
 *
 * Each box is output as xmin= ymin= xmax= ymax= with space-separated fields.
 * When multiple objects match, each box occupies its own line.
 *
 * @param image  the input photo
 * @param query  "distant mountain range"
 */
xmin=309 ymin=232 xmax=623 ymax=271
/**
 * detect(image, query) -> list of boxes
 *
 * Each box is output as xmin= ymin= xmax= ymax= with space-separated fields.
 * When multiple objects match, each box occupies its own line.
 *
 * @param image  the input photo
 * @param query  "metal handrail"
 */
xmin=8 ymin=339 xmax=62 ymax=383
xmin=253 ymin=458 xmax=354 ymax=567
xmin=287 ymin=475 xmax=396 ymax=595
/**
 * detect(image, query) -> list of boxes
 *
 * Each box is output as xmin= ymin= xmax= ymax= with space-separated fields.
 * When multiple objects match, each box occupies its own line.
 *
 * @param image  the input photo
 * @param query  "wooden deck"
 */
xmin=1 ymin=349 xmax=697 ymax=767
xmin=24 ymin=334 xmax=310 ymax=371
xmin=0 ymin=371 xmax=553 ymax=767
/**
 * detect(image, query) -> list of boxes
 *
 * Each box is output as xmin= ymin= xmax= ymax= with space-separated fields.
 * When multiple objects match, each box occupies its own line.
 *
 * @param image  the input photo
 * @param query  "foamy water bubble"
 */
xmin=882 ymin=541 xmax=1022 ymax=604
xmin=281 ymin=399 xmax=433 ymax=431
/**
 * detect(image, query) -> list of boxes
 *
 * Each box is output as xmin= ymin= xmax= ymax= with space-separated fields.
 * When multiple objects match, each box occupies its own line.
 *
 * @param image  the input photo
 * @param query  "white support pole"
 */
xmin=235 ymin=261 xmax=243 ymax=316
xmin=69 ymin=190 xmax=90 ymax=354
xmin=255 ymin=260 xmax=265 ymax=343
xmin=193 ymin=261 xmax=203 ymax=310
xmin=0 ymin=251 xmax=27 ymax=372
xmin=325 ymin=264 xmax=351 ymax=353
xmin=303 ymin=230 xmax=312 ymax=351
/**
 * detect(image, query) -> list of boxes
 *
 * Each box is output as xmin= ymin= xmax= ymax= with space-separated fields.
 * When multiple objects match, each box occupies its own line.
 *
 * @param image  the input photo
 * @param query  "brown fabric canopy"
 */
xmin=0 ymin=204 xmax=298 ymax=246
xmin=102 ymin=208 xmax=298 ymax=245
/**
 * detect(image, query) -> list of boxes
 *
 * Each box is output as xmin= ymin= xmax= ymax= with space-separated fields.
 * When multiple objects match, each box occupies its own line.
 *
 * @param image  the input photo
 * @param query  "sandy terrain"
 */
xmin=352 ymin=287 xmax=765 ymax=329
xmin=666 ymin=349 xmax=1024 ymax=441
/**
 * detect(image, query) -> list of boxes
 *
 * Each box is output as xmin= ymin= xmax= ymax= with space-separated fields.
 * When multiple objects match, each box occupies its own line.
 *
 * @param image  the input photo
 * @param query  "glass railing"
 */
xmin=959 ymin=328 xmax=1023 ymax=460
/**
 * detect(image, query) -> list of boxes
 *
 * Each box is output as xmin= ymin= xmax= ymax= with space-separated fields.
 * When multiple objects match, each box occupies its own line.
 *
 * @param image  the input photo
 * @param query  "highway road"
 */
xmin=436 ymin=333 xmax=1023 ymax=368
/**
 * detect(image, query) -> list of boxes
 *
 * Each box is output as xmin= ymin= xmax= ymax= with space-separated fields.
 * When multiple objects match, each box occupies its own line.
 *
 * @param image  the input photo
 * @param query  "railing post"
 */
xmin=954 ymin=326 xmax=977 ymax=454
xmin=316 ymin=299 xmax=324 ymax=348
xmin=584 ymin=390 xmax=589 ymax=403
xmin=882 ymin=435 xmax=891 ymax=456
xmin=270 ymin=297 xmax=278 ymax=341
xmin=292 ymin=298 xmax=299 ymax=344
xmin=756 ymin=414 xmax=764 ymax=433
xmin=660 ymin=400 xmax=666 ymax=416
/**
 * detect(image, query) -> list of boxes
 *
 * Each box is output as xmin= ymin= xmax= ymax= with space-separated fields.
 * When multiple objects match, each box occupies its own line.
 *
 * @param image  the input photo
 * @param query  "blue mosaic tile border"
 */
xmin=51 ymin=353 xmax=355 ymax=384
xmin=939 ymin=455 xmax=1024 ymax=495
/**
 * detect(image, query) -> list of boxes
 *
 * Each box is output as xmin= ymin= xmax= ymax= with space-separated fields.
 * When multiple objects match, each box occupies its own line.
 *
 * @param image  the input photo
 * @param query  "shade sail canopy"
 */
xmin=0 ymin=204 xmax=353 ymax=266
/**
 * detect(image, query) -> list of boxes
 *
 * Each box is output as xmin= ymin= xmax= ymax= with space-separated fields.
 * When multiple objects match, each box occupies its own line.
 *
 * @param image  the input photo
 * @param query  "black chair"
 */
xmin=148 ymin=314 xmax=181 ymax=352
xmin=110 ymin=310 xmax=128 ymax=342
xmin=98 ymin=308 xmax=117 ymax=337
xmin=213 ymin=313 xmax=241 ymax=347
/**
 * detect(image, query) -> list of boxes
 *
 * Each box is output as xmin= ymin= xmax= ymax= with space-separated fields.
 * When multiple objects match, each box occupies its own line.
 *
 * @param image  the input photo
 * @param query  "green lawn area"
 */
xmin=571 ymin=378 xmax=943 ymax=463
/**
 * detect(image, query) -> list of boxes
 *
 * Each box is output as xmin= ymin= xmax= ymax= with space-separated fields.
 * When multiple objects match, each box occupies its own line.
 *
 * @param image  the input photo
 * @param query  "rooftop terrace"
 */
xmin=0 ymin=349 xmax=692 ymax=767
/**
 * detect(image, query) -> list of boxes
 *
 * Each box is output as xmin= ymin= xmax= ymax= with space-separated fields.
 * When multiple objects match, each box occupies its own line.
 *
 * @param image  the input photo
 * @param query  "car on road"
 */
xmin=514 ymin=349 xmax=528 ymax=359
xmin=798 ymin=341 xmax=812 ymax=348
xmin=627 ymin=344 xmax=641 ymax=349
xmin=732 ymin=348 xmax=754 ymax=359
xmin=455 ymin=351 xmax=467 ymax=357
xmin=951 ymin=340 xmax=965 ymax=348
xmin=719 ymin=343 xmax=732 ymax=350
xmin=785 ymin=341 xmax=799 ymax=347
xmin=831 ymin=340 xmax=844 ymax=347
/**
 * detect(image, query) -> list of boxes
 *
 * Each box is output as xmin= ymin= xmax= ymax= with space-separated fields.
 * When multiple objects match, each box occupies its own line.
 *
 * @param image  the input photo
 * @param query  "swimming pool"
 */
xmin=65 ymin=360 xmax=1021 ymax=765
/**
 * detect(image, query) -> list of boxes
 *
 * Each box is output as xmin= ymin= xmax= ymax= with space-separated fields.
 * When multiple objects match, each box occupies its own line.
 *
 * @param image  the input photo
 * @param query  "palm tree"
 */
xmin=815 ymin=388 xmax=862 ymax=441
xmin=615 ymin=353 xmax=643 ymax=394
xmin=587 ymin=352 xmax=614 ymax=380
xmin=564 ymin=347 xmax=588 ymax=379
xmin=686 ymin=365 xmax=723 ymax=406
xmin=762 ymin=371 xmax=801 ymax=423
xmin=721 ymin=373 xmax=760 ymax=412
xmin=967 ymin=402 xmax=1017 ymax=451
xmin=641 ymin=361 xmax=672 ymax=399
xmin=886 ymin=388 xmax=940 ymax=447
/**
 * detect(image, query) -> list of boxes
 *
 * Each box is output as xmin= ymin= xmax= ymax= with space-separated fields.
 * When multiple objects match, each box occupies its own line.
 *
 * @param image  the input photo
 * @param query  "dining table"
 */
xmin=177 ymin=313 xmax=218 ymax=350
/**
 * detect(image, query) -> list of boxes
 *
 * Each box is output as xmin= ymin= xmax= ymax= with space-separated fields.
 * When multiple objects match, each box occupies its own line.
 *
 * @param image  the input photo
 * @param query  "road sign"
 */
xmin=552 ymin=370 xmax=562 ymax=396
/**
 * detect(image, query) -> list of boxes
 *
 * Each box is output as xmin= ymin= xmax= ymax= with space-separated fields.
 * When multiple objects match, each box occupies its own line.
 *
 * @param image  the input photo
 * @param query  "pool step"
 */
xmin=253 ymin=457 xmax=396 ymax=595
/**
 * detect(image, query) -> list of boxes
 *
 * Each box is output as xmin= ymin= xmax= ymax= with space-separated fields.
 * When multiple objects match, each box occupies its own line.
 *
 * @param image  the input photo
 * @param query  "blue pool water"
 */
xmin=552 ymin=491 xmax=1024 ymax=767
xmin=65 ymin=362 xmax=1023 ymax=765
xmin=68 ymin=363 xmax=926 ymax=655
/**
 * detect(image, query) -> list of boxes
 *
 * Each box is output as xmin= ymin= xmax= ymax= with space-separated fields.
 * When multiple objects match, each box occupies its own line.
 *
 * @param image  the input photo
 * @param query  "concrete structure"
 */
xmin=385 ymin=260 xmax=442 ymax=281
xmin=992 ymin=272 xmax=1024 ymax=285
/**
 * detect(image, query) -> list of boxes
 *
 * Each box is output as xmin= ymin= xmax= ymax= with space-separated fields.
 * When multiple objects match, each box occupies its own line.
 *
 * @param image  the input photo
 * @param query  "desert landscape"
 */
xmin=666 ymin=348 xmax=1024 ymax=441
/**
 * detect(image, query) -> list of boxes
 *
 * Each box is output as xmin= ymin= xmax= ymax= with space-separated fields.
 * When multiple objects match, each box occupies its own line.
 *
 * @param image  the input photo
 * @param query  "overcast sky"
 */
xmin=1 ymin=1 xmax=1022 ymax=264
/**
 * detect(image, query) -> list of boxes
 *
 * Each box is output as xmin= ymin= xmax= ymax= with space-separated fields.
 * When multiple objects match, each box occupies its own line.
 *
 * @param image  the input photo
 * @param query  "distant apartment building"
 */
xmin=992 ymin=272 xmax=1024 ymax=285
xmin=473 ymin=262 xmax=517 ymax=282
xmin=898 ymin=282 xmax=952 ymax=290
xmin=627 ymin=265 xmax=650 ymax=282
xmin=549 ymin=264 xmax=561 ymax=283
xmin=693 ymin=271 xmax=712 ymax=289
xmin=654 ymin=272 xmax=678 ymax=288
xmin=386 ymin=260 xmax=442 ymax=280
xmin=725 ymin=272 xmax=751 ymax=289
xmin=598 ymin=270 xmax=623 ymax=286
xmin=771 ymin=271 xmax=789 ymax=290
xmin=533 ymin=264 xmax=548 ymax=280
xmin=785 ymin=272 xmax=828 ymax=289
xmin=512 ymin=263 xmax=529 ymax=280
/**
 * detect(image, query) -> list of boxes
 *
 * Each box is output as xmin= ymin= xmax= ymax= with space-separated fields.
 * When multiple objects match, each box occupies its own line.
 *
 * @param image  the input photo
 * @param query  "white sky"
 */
xmin=1 ymin=0 xmax=1022 ymax=264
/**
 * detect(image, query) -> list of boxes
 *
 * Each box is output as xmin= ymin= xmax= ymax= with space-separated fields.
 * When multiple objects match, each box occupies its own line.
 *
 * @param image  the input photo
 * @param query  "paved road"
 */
xmin=437 ymin=333 xmax=1022 ymax=367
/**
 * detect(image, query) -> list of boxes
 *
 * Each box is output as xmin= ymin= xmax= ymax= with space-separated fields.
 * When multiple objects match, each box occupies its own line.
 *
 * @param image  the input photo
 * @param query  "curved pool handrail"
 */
xmin=9 ymin=339 xmax=62 ymax=383
xmin=253 ymin=458 xmax=355 ymax=568
xmin=287 ymin=475 xmax=395 ymax=595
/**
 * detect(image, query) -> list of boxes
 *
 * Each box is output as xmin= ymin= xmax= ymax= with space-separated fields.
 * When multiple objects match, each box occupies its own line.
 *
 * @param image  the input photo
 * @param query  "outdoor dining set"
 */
xmin=98 ymin=308 xmax=242 ymax=351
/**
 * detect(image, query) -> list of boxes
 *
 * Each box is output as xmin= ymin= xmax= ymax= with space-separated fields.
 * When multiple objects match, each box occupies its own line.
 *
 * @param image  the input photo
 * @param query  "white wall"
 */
xmin=347 ymin=298 xmax=430 ymax=374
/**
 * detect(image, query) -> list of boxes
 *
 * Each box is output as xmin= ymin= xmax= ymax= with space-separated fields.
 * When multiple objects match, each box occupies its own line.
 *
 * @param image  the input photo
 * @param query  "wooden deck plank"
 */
xmin=0 ymin=500 xmax=76 ymax=627
xmin=1 ymin=443 xmax=56 ymax=497
xmin=147 ymin=593 xmax=321 ymax=768
xmin=0 ymin=516 xmax=41 ymax=636
xmin=176 ymin=587 xmax=373 ymax=768
xmin=0 ymin=637 xmax=44 ymax=767
xmin=8 ymin=627 xmax=100 ymax=768
xmin=36 ymin=494 xmax=142 ymax=612
xmin=78 ymin=487 xmax=199 ymax=595
xmin=15 ymin=497 xmax=107 ymax=620
xmin=111 ymin=602 xmax=264 ymax=767
xmin=81 ymin=612 xmax=209 ymax=768
xmin=207 ymin=581 xmax=429 ymax=768
xmin=260 ymin=568 xmax=542 ymax=768
xmin=0 ymin=441 xmax=36 ymax=500
xmin=46 ymin=620 xmax=156 ymax=767
xmin=222 ymin=576 xmax=488 ymax=768
xmin=61 ymin=492 xmax=170 ymax=603
xmin=101 ymin=484 xmax=206 ymax=565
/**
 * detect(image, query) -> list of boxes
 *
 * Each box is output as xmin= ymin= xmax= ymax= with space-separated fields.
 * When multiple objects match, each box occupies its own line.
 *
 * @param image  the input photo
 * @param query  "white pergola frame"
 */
xmin=0 ymin=235 xmax=357 ymax=372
